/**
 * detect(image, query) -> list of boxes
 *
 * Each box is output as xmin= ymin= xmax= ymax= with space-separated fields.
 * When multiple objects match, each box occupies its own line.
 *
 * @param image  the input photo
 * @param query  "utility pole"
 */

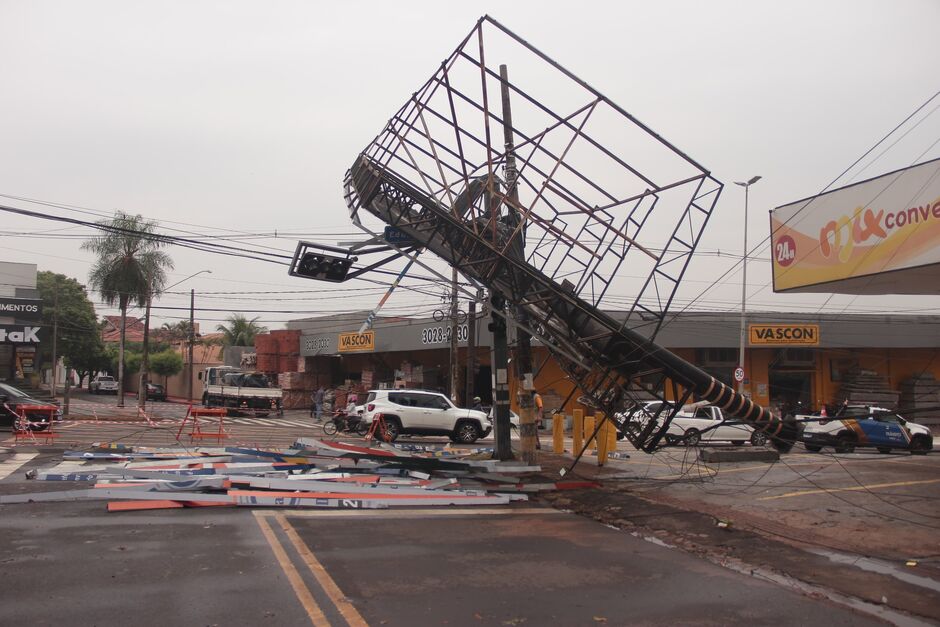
xmin=490 ymin=293 xmax=513 ymax=460
xmin=465 ymin=291 xmax=479 ymax=405
xmin=49 ymin=284 xmax=58 ymax=398
xmin=500 ymin=63 xmax=537 ymax=463
xmin=138 ymin=291 xmax=152 ymax=409
xmin=449 ymin=268 xmax=460 ymax=403
xmin=188 ymin=288 xmax=195 ymax=403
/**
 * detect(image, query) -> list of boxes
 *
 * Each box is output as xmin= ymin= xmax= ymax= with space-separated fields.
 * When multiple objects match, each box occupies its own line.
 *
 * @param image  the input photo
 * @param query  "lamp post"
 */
xmin=734 ymin=176 xmax=761 ymax=393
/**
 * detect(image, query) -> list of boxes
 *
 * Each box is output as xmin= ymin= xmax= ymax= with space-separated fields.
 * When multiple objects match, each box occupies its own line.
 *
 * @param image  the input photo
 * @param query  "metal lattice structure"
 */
xmin=343 ymin=16 xmax=796 ymax=452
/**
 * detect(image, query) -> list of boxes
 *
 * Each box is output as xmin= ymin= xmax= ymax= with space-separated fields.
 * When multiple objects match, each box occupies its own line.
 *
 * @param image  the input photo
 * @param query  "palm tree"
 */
xmin=82 ymin=212 xmax=173 ymax=407
xmin=217 ymin=314 xmax=267 ymax=347
xmin=160 ymin=320 xmax=193 ymax=344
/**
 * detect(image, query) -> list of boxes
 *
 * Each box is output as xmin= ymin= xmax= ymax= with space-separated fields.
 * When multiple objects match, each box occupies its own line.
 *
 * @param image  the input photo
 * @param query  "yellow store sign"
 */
xmin=338 ymin=331 xmax=375 ymax=352
xmin=749 ymin=324 xmax=819 ymax=346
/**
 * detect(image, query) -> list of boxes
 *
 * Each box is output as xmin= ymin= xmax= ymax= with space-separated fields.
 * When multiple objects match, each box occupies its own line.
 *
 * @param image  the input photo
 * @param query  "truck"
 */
xmin=199 ymin=366 xmax=283 ymax=417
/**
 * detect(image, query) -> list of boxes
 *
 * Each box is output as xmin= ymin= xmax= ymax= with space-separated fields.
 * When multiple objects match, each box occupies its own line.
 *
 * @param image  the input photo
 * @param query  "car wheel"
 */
xmin=750 ymin=431 xmax=769 ymax=447
xmin=455 ymin=421 xmax=481 ymax=443
xmin=381 ymin=418 xmax=401 ymax=442
xmin=684 ymin=428 xmax=701 ymax=446
xmin=910 ymin=435 xmax=931 ymax=455
xmin=834 ymin=433 xmax=856 ymax=454
xmin=877 ymin=447 xmax=892 ymax=454
xmin=804 ymin=444 xmax=822 ymax=453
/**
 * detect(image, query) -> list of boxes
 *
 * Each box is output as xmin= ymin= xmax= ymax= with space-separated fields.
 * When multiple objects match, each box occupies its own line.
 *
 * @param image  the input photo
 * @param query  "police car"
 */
xmin=800 ymin=406 xmax=932 ymax=455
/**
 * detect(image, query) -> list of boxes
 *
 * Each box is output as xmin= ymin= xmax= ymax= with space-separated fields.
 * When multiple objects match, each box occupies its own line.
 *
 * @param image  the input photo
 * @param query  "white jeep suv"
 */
xmin=361 ymin=390 xmax=492 ymax=443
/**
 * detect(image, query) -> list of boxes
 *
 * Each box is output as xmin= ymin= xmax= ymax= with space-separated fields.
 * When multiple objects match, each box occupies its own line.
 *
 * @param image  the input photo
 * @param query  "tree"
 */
xmin=216 ymin=314 xmax=267 ymax=347
xmin=82 ymin=212 xmax=173 ymax=407
xmin=36 ymin=272 xmax=102 ymax=388
xmin=160 ymin=321 xmax=193 ymax=344
xmin=150 ymin=350 xmax=184 ymax=385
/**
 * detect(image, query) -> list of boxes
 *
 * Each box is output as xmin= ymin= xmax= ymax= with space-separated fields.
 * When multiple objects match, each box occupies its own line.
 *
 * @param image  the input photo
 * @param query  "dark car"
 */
xmin=146 ymin=383 xmax=167 ymax=401
xmin=0 ymin=382 xmax=61 ymax=431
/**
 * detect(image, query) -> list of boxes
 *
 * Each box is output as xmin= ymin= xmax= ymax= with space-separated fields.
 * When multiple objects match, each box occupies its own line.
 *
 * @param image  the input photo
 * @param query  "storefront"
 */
xmin=0 ymin=262 xmax=43 ymax=383
xmin=281 ymin=310 xmax=940 ymax=418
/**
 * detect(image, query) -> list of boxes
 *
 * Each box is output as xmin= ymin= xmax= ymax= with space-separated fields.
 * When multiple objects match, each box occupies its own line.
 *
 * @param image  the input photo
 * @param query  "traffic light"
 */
xmin=292 ymin=252 xmax=353 ymax=282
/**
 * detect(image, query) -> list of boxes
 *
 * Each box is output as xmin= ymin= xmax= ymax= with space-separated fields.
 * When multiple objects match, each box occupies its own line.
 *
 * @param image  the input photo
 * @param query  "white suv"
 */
xmin=361 ymin=390 xmax=492 ymax=443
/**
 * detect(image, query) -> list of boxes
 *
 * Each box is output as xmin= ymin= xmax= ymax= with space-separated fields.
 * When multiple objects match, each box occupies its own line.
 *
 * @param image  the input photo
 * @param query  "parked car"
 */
xmin=145 ymin=383 xmax=167 ymax=401
xmin=0 ymin=382 xmax=61 ymax=431
xmin=360 ymin=389 xmax=492 ymax=443
xmin=487 ymin=407 xmax=521 ymax=429
xmin=90 ymin=375 xmax=118 ymax=395
xmin=665 ymin=403 xmax=768 ymax=447
xmin=800 ymin=407 xmax=932 ymax=454
xmin=616 ymin=400 xmax=673 ymax=440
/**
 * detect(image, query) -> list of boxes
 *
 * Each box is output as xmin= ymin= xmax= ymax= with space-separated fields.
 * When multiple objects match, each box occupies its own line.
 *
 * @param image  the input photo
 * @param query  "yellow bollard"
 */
xmin=607 ymin=414 xmax=618 ymax=453
xmin=596 ymin=412 xmax=608 ymax=466
xmin=573 ymin=409 xmax=584 ymax=456
xmin=553 ymin=413 xmax=564 ymax=453
xmin=584 ymin=415 xmax=596 ymax=452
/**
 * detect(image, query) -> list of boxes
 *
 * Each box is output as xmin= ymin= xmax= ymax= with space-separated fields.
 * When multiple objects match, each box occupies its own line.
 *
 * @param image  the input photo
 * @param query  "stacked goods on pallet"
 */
xmin=900 ymin=374 xmax=940 ymax=426
xmin=275 ymin=330 xmax=301 ymax=374
xmin=277 ymin=371 xmax=308 ymax=409
xmin=255 ymin=334 xmax=278 ymax=373
xmin=837 ymin=369 xmax=900 ymax=408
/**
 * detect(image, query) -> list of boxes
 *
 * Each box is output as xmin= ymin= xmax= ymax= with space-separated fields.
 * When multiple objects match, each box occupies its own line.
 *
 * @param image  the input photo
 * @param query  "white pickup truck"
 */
xmin=199 ymin=366 xmax=283 ymax=417
xmin=665 ymin=402 xmax=769 ymax=447
xmin=90 ymin=375 xmax=118 ymax=395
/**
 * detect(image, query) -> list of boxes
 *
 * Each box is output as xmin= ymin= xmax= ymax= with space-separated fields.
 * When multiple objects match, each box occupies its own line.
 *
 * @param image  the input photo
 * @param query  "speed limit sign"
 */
xmin=734 ymin=367 xmax=745 ymax=382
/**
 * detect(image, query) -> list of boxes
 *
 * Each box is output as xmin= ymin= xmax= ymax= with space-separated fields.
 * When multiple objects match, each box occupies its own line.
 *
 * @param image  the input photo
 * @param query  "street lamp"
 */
xmin=734 ymin=176 xmax=761 ymax=393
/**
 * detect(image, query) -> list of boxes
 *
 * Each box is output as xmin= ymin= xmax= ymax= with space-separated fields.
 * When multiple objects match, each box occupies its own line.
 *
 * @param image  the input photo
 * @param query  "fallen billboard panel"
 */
xmin=771 ymin=158 xmax=940 ymax=294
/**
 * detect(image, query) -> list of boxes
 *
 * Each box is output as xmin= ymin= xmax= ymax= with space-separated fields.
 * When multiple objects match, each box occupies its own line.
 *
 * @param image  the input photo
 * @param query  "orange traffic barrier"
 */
xmin=552 ymin=413 xmax=565 ymax=453
xmin=572 ymin=409 xmax=584 ymax=456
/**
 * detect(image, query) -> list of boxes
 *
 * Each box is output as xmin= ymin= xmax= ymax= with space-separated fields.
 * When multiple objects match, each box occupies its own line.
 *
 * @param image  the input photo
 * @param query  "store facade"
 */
xmin=0 ymin=262 xmax=43 ymax=383
xmin=282 ymin=310 xmax=940 ymax=419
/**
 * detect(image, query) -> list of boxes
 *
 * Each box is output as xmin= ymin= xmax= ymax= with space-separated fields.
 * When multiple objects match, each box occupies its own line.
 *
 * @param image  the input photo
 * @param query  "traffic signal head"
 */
xmin=293 ymin=252 xmax=353 ymax=282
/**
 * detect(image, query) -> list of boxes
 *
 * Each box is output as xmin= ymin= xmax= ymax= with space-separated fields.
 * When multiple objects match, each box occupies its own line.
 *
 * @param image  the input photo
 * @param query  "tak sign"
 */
xmin=0 ymin=325 xmax=41 ymax=343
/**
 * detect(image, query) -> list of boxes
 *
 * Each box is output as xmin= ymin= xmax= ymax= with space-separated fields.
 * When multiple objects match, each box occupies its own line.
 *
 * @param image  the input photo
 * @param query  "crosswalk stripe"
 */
xmin=0 ymin=453 xmax=39 ymax=480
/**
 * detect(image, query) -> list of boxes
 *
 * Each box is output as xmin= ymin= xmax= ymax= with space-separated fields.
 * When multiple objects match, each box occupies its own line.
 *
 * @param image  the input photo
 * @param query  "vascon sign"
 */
xmin=749 ymin=324 xmax=819 ymax=346
xmin=0 ymin=326 xmax=41 ymax=343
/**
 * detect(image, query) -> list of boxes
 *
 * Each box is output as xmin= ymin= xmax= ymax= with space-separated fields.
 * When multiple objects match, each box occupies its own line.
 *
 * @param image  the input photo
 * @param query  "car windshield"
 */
xmin=0 ymin=382 xmax=30 ymax=398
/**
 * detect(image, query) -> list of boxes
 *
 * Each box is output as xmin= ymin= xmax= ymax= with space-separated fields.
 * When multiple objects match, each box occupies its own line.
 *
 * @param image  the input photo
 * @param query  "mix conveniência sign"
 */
xmin=0 ymin=325 xmax=41 ymax=343
xmin=0 ymin=297 xmax=42 ymax=320
xmin=749 ymin=324 xmax=819 ymax=346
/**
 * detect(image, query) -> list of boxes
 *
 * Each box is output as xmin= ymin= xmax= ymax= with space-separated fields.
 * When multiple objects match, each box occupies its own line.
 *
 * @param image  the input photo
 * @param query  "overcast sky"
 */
xmin=2 ymin=0 xmax=939 ymax=331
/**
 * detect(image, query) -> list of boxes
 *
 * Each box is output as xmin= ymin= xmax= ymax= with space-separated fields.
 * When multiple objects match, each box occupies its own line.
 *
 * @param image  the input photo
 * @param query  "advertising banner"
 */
xmin=770 ymin=158 xmax=940 ymax=293
xmin=338 ymin=331 xmax=375 ymax=353
xmin=749 ymin=324 xmax=819 ymax=346
xmin=0 ymin=297 xmax=42 ymax=320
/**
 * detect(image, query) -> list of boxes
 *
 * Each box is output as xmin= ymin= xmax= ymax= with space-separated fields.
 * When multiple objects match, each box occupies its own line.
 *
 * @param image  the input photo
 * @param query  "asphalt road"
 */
xmin=0 ymin=463 xmax=887 ymax=627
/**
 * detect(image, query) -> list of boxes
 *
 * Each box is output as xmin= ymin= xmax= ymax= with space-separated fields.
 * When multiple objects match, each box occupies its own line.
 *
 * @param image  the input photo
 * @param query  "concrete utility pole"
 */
xmin=49 ymin=284 xmax=58 ymax=398
xmin=188 ymin=288 xmax=195 ymax=403
xmin=465 ymin=292 xmax=479 ymax=405
xmin=450 ymin=267 xmax=460 ymax=404
xmin=500 ymin=63 xmax=537 ymax=463
xmin=490 ymin=293 xmax=513 ymax=460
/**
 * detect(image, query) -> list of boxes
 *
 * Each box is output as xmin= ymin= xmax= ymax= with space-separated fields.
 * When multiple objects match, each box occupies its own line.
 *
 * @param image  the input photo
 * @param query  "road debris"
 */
xmin=2 ymin=438 xmax=598 ymax=513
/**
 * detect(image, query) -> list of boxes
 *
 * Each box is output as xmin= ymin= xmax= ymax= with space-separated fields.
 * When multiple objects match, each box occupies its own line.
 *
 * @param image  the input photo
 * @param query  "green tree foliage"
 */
xmin=36 ymin=272 xmax=102 ymax=386
xmin=160 ymin=320 xmax=193 ymax=343
xmin=150 ymin=350 xmax=184 ymax=384
xmin=82 ymin=212 xmax=173 ymax=406
xmin=216 ymin=314 xmax=267 ymax=347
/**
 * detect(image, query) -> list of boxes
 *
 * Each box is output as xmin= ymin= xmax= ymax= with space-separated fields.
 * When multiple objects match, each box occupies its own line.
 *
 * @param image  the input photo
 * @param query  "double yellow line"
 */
xmin=254 ymin=512 xmax=368 ymax=627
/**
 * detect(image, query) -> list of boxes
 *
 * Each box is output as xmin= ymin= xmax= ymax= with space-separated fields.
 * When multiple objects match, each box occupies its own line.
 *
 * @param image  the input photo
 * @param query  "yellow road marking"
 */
xmin=277 ymin=514 xmax=368 ymax=627
xmin=758 ymin=478 xmax=940 ymax=501
xmin=255 ymin=507 xmax=561 ymax=519
xmin=254 ymin=512 xmax=330 ymax=626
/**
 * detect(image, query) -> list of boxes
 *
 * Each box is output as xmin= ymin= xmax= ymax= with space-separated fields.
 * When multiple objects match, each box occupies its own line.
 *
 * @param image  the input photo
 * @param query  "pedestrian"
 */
xmin=312 ymin=386 xmax=325 ymax=421
xmin=531 ymin=390 xmax=544 ymax=450
xmin=471 ymin=396 xmax=483 ymax=411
